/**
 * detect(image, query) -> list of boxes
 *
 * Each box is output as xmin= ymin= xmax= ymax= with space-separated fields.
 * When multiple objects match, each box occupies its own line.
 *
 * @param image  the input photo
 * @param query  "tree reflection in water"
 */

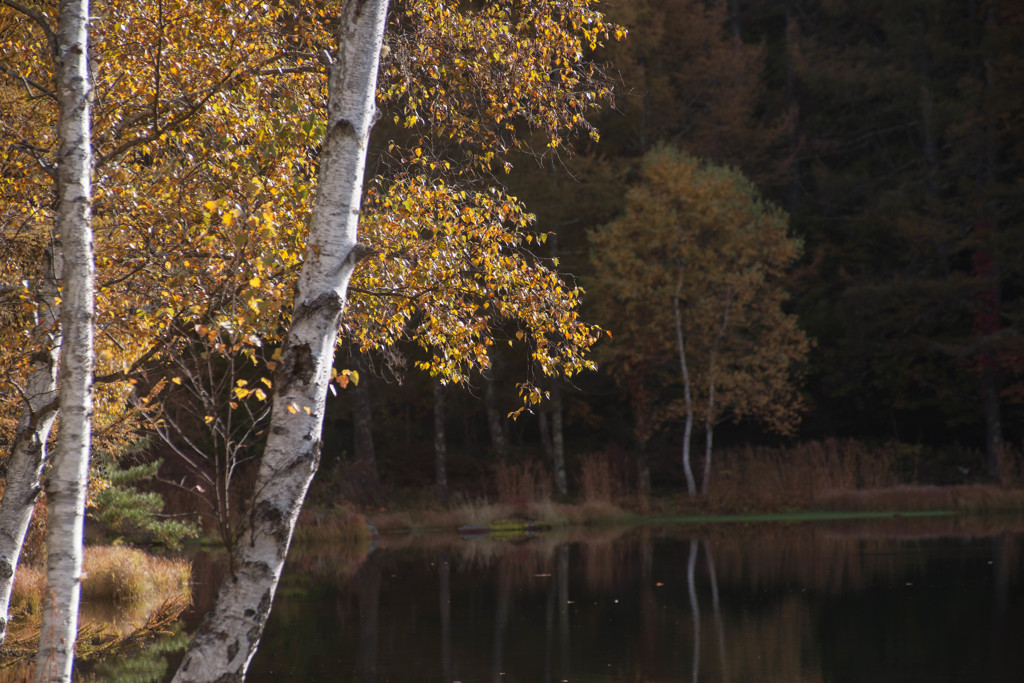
xmin=241 ymin=519 xmax=1024 ymax=683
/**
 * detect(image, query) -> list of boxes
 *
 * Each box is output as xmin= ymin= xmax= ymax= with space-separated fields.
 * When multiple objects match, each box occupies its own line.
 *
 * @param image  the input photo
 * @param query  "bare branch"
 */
xmin=1 ymin=0 xmax=58 ymax=57
xmin=0 ymin=63 xmax=56 ymax=101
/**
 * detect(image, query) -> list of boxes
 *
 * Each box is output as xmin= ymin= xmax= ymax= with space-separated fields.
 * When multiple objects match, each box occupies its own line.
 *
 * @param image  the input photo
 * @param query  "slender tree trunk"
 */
xmin=434 ymin=376 xmax=448 ymax=504
xmin=674 ymin=276 xmax=696 ymax=496
xmin=701 ymin=300 xmax=731 ymax=496
xmin=538 ymin=405 xmax=553 ymax=461
xmin=702 ymin=410 xmax=715 ymax=496
xmin=701 ymin=359 xmax=719 ymax=496
xmin=980 ymin=1 xmax=1002 ymax=478
xmin=482 ymin=365 xmax=508 ymax=459
xmin=550 ymin=379 xmax=567 ymax=497
xmin=0 ymin=252 xmax=60 ymax=645
xmin=171 ymin=2 xmax=389 ymax=679
xmin=36 ymin=1 xmax=95 ymax=679
xmin=351 ymin=358 xmax=377 ymax=482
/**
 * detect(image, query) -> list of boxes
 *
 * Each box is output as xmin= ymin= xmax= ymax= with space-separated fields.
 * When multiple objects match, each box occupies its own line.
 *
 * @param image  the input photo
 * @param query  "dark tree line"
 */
xmin=325 ymin=0 xmax=1024 ymax=494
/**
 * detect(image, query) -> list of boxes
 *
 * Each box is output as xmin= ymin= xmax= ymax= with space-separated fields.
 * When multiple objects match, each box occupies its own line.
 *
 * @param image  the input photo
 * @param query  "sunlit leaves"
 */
xmin=349 ymin=175 xmax=598 ymax=386
xmin=0 ymin=0 xmax=615 ymax=458
xmin=381 ymin=0 xmax=621 ymax=171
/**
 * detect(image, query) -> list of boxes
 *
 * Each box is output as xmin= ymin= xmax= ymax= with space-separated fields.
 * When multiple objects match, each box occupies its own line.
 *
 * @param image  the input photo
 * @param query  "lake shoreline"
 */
xmin=295 ymin=482 xmax=1024 ymax=543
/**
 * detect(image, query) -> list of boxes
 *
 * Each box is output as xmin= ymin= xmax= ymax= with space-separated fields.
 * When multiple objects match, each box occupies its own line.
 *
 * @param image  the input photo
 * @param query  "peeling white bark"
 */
xmin=0 ymin=251 xmax=60 ymax=646
xmin=171 ymin=1 xmax=389 ymax=680
xmin=35 ymin=0 xmax=94 ymax=680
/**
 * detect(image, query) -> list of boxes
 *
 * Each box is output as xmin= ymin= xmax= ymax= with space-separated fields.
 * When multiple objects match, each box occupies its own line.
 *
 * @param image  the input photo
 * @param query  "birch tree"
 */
xmin=34 ymin=0 xmax=94 ymax=679
xmin=170 ymin=1 xmax=390 ymax=678
xmin=0 ymin=253 xmax=59 ymax=646
xmin=590 ymin=146 xmax=809 ymax=493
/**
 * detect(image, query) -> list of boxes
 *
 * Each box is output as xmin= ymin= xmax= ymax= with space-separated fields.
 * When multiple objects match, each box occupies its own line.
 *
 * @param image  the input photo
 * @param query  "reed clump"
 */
xmin=11 ymin=545 xmax=190 ymax=615
xmin=578 ymin=452 xmax=619 ymax=503
xmin=493 ymin=458 xmax=552 ymax=506
xmin=708 ymin=438 xmax=906 ymax=512
xmin=294 ymin=505 xmax=374 ymax=545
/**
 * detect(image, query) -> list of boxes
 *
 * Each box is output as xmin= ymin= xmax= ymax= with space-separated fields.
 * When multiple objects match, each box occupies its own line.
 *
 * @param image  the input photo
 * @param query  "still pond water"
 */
xmin=188 ymin=520 xmax=1024 ymax=682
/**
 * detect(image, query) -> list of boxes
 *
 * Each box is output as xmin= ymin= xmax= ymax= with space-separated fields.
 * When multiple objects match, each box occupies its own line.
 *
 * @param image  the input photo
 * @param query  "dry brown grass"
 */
xmin=2 ymin=546 xmax=191 ymax=672
xmin=493 ymin=459 xmax=552 ymax=505
xmin=708 ymin=439 xmax=905 ymax=512
xmin=579 ymin=452 xmax=620 ymax=503
xmin=294 ymin=505 xmax=373 ymax=545
xmin=11 ymin=546 xmax=190 ymax=615
xmin=363 ymin=495 xmax=632 ymax=534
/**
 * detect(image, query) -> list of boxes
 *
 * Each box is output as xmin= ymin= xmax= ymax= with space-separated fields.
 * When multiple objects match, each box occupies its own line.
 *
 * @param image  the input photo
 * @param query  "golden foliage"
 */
xmin=589 ymin=145 xmax=811 ymax=439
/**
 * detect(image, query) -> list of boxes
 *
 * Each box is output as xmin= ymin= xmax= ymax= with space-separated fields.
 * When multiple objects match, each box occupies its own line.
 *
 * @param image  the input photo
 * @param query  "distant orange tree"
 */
xmin=589 ymin=145 xmax=810 ymax=494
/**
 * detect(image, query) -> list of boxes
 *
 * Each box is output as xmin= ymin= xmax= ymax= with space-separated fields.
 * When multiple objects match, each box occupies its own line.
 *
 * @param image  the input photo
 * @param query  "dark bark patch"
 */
xmin=299 ymin=291 xmax=344 ymax=320
xmin=0 ymin=559 xmax=12 ymax=580
xmin=252 ymin=500 xmax=284 ymax=530
xmin=246 ymin=624 xmax=263 ymax=648
xmin=280 ymin=343 xmax=315 ymax=390
xmin=257 ymin=588 xmax=273 ymax=617
xmin=332 ymin=118 xmax=357 ymax=139
xmin=227 ymin=639 xmax=239 ymax=663
xmin=251 ymin=501 xmax=290 ymax=547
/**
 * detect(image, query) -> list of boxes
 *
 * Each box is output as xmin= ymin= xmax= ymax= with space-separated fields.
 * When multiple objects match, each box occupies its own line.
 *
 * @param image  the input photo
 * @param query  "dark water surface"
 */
xmin=233 ymin=520 xmax=1024 ymax=683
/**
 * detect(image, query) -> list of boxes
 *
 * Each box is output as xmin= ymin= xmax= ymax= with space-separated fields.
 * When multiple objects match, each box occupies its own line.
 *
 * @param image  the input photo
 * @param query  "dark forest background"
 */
xmin=312 ymin=0 xmax=1024 ymax=500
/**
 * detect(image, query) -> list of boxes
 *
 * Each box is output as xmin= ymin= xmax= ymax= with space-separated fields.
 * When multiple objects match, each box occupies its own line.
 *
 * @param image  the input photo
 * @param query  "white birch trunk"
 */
xmin=674 ymin=276 xmax=697 ymax=496
xmin=700 ymin=299 xmax=732 ymax=496
xmin=171 ymin=1 xmax=389 ymax=679
xmin=35 ymin=0 xmax=94 ymax=679
xmin=0 ymin=250 xmax=61 ymax=645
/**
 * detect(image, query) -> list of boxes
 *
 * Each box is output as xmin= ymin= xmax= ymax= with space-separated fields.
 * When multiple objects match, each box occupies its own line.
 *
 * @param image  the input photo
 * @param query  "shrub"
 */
xmin=91 ymin=455 xmax=200 ymax=549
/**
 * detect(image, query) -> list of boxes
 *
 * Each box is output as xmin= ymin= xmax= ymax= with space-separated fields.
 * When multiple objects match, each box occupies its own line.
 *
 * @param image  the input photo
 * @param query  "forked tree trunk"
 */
xmin=171 ymin=2 xmax=389 ymax=679
xmin=0 ymin=252 xmax=60 ymax=646
xmin=674 ymin=277 xmax=697 ymax=495
xmin=36 ymin=0 xmax=95 ymax=679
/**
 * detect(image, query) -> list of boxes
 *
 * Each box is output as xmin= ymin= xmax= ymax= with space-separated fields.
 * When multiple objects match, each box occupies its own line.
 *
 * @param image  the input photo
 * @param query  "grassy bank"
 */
xmin=0 ymin=546 xmax=191 ymax=673
xmin=299 ymin=439 xmax=1024 ymax=537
